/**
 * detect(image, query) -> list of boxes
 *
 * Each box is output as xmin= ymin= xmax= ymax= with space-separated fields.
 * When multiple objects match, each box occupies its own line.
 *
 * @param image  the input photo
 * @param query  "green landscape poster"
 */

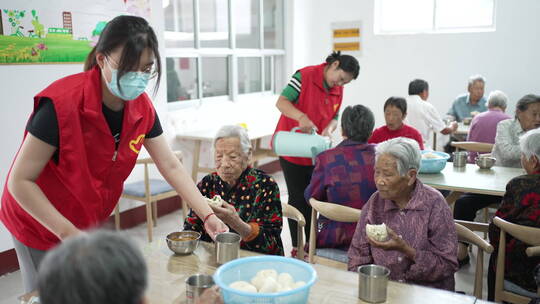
xmin=0 ymin=0 xmax=151 ymax=64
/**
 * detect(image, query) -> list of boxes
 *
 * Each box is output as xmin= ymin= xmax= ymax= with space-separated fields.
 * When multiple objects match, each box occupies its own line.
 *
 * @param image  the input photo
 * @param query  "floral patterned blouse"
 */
xmin=489 ymin=173 xmax=540 ymax=292
xmin=184 ymin=167 xmax=284 ymax=255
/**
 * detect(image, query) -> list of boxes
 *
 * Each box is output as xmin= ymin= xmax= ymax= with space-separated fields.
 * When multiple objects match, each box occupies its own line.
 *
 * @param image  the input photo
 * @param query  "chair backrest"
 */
xmin=451 ymin=141 xmax=494 ymax=153
xmin=308 ymin=198 xmax=361 ymax=266
xmin=281 ymin=203 xmax=306 ymax=260
xmin=309 ymin=198 xmax=362 ymax=223
xmin=493 ymin=216 xmax=540 ymax=303
xmin=455 ymin=221 xmax=494 ymax=299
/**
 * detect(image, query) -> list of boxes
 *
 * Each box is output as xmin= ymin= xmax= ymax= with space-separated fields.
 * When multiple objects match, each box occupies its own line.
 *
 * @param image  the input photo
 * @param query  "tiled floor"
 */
xmin=0 ymin=170 xmax=490 ymax=303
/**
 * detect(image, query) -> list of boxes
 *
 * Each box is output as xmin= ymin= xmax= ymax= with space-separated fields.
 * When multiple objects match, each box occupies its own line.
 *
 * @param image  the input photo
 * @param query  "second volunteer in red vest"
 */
xmin=274 ymin=52 xmax=360 ymax=257
xmin=0 ymin=16 xmax=228 ymax=293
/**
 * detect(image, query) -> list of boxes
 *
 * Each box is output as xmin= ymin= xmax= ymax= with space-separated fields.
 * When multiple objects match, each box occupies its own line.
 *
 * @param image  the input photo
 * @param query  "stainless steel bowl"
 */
xmin=166 ymin=231 xmax=200 ymax=254
xmin=476 ymin=156 xmax=496 ymax=169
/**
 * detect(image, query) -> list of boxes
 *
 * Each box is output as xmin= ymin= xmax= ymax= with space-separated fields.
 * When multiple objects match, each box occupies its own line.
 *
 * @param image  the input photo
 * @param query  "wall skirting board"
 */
xmin=0 ymin=159 xmax=281 ymax=276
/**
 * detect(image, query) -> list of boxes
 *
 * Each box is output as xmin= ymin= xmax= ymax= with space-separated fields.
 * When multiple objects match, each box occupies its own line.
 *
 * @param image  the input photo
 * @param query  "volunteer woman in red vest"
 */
xmin=0 ymin=15 xmax=227 ymax=292
xmin=274 ymin=51 xmax=360 ymax=257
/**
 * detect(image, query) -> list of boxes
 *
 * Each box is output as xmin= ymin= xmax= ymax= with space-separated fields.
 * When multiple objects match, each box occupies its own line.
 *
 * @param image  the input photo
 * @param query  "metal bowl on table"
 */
xmin=476 ymin=156 xmax=496 ymax=169
xmin=166 ymin=231 xmax=201 ymax=255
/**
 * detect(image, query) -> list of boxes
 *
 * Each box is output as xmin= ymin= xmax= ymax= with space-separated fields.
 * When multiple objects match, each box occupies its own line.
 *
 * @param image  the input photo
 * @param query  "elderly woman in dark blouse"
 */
xmin=348 ymin=137 xmax=458 ymax=291
xmin=304 ymin=105 xmax=378 ymax=250
xmin=184 ymin=125 xmax=283 ymax=255
xmin=488 ymin=128 xmax=540 ymax=300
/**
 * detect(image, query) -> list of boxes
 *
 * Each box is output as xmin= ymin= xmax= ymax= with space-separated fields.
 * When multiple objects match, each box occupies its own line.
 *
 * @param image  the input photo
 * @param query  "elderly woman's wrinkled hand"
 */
xmin=195 ymin=285 xmax=223 ymax=304
xmin=367 ymin=227 xmax=416 ymax=260
xmin=211 ymin=202 xmax=240 ymax=227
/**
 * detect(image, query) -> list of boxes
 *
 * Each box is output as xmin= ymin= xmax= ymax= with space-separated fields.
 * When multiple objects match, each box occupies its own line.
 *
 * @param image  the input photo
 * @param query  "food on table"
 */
xmin=366 ymin=223 xmax=389 ymax=242
xmin=229 ymin=269 xmax=306 ymax=293
xmin=205 ymin=195 xmax=226 ymax=208
xmin=422 ymin=152 xmax=444 ymax=159
xmin=169 ymin=236 xmax=197 ymax=242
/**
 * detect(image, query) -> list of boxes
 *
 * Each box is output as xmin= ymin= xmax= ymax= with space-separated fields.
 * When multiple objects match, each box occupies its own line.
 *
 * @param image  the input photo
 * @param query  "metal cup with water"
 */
xmin=186 ymin=274 xmax=215 ymax=304
xmin=453 ymin=151 xmax=468 ymax=167
xmin=215 ymin=232 xmax=241 ymax=264
xmin=357 ymin=264 xmax=391 ymax=303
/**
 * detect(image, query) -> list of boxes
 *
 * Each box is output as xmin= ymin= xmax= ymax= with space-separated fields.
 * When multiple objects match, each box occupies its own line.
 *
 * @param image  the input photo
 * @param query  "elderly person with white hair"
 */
xmin=467 ymin=90 xmax=512 ymax=163
xmin=184 ymin=125 xmax=283 ymax=255
xmin=347 ymin=137 xmax=458 ymax=291
xmin=447 ymin=74 xmax=488 ymax=122
xmin=487 ymin=128 xmax=540 ymax=301
xmin=492 ymin=94 xmax=540 ymax=168
xmin=38 ymin=230 xmax=222 ymax=304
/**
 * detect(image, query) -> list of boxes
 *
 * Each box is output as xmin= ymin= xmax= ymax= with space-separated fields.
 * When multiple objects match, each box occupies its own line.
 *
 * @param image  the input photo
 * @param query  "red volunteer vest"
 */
xmin=0 ymin=66 xmax=156 ymax=250
xmin=274 ymin=63 xmax=344 ymax=166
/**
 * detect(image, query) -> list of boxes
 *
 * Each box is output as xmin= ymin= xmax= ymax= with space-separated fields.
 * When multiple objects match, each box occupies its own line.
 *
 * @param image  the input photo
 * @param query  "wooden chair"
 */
xmin=114 ymin=151 xmax=185 ymax=242
xmin=451 ymin=141 xmax=494 ymax=153
xmin=454 ymin=220 xmax=494 ymax=299
xmin=281 ymin=203 xmax=306 ymax=260
xmin=451 ymin=141 xmax=497 ymax=230
xmin=493 ymin=216 xmax=540 ymax=303
xmin=308 ymin=198 xmax=362 ymax=270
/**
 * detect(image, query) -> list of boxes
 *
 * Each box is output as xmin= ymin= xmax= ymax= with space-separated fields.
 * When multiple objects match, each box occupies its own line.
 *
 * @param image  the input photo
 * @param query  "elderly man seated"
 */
xmin=38 ymin=230 xmax=221 ymax=304
xmin=487 ymin=128 xmax=540 ymax=301
xmin=447 ymin=74 xmax=488 ymax=122
xmin=347 ymin=137 xmax=458 ymax=291
xmin=184 ymin=125 xmax=283 ymax=255
xmin=304 ymin=105 xmax=378 ymax=250
xmin=492 ymin=94 xmax=540 ymax=168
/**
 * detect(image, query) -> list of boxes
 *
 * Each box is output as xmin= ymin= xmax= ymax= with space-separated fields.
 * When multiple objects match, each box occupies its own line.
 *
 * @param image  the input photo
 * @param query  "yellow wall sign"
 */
xmin=333 ymin=42 xmax=360 ymax=51
xmin=333 ymin=28 xmax=360 ymax=38
xmin=331 ymin=21 xmax=362 ymax=55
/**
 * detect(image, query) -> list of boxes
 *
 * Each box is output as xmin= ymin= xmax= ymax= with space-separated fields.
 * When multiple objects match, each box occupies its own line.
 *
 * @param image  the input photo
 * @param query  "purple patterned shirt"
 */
xmin=304 ymin=140 xmax=377 ymax=249
xmin=347 ymin=180 xmax=458 ymax=291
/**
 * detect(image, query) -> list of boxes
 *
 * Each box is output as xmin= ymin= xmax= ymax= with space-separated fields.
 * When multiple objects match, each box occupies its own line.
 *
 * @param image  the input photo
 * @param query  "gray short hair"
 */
xmin=375 ymin=137 xmax=421 ymax=176
xmin=487 ymin=90 xmax=508 ymax=109
xmin=38 ymin=230 xmax=147 ymax=304
xmin=214 ymin=125 xmax=252 ymax=155
xmin=468 ymin=74 xmax=486 ymax=86
xmin=341 ymin=105 xmax=375 ymax=142
xmin=520 ymin=128 xmax=540 ymax=161
xmin=516 ymin=94 xmax=540 ymax=119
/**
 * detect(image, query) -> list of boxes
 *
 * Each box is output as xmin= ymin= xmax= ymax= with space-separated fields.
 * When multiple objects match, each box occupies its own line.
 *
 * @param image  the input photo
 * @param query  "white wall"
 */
xmin=292 ymin=0 xmax=540 ymax=135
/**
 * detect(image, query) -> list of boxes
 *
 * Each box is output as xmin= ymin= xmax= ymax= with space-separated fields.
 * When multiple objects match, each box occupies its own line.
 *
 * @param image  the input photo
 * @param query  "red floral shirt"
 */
xmin=184 ymin=167 xmax=284 ymax=255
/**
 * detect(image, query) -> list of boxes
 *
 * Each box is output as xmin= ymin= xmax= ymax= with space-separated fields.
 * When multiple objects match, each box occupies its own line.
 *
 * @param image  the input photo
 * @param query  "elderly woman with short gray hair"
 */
xmin=492 ymin=94 xmax=540 ymax=168
xmin=184 ymin=125 xmax=284 ymax=255
xmin=487 ymin=128 xmax=540 ymax=300
xmin=304 ymin=105 xmax=378 ymax=250
xmin=347 ymin=137 xmax=458 ymax=291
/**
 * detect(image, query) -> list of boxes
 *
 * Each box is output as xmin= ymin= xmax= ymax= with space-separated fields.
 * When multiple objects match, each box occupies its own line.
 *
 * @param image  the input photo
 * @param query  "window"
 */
xmin=375 ymin=0 xmax=496 ymax=34
xmin=164 ymin=0 xmax=285 ymax=109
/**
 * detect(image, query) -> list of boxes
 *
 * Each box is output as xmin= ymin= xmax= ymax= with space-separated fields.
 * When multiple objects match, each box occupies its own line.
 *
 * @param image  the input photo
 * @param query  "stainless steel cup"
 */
xmin=358 ymin=264 xmax=391 ymax=303
xmin=186 ymin=274 xmax=215 ymax=304
xmin=453 ymin=151 xmax=468 ymax=167
xmin=215 ymin=232 xmax=241 ymax=264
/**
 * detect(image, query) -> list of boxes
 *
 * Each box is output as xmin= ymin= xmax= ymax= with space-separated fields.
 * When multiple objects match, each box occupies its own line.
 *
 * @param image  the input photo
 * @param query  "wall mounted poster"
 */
xmin=0 ymin=0 xmax=150 ymax=64
xmin=331 ymin=21 xmax=361 ymax=56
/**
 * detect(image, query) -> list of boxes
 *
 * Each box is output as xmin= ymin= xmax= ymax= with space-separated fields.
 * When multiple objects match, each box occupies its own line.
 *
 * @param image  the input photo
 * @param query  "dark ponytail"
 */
xmin=325 ymin=51 xmax=360 ymax=79
xmin=83 ymin=15 xmax=162 ymax=94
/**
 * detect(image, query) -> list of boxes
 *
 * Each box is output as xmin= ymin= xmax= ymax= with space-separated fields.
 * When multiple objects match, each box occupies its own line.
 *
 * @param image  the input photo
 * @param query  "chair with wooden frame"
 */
xmin=281 ymin=203 xmax=306 ymax=260
xmin=493 ymin=216 xmax=540 ymax=304
xmin=454 ymin=220 xmax=494 ymax=299
xmin=451 ymin=141 xmax=497 ymax=231
xmin=308 ymin=198 xmax=362 ymax=270
xmin=114 ymin=151 xmax=185 ymax=242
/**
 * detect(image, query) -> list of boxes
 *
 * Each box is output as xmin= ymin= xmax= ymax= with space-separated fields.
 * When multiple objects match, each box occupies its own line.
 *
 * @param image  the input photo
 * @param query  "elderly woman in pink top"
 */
xmin=347 ymin=137 xmax=458 ymax=291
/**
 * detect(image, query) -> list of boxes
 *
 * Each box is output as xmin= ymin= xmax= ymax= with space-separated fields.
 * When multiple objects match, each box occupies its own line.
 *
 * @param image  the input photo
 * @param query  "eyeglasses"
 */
xmin=106 ymin=56 xmax=158 ymax=79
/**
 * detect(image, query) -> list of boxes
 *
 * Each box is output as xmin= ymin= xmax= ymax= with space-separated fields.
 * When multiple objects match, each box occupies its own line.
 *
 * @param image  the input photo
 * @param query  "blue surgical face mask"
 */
xmin=104 ymin=57 xmax=150 ymax=100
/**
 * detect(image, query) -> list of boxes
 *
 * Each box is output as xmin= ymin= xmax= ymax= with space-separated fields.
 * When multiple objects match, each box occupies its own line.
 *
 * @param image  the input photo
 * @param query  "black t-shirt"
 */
xmin=26 ymin=98 xmax=163 ymax=163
